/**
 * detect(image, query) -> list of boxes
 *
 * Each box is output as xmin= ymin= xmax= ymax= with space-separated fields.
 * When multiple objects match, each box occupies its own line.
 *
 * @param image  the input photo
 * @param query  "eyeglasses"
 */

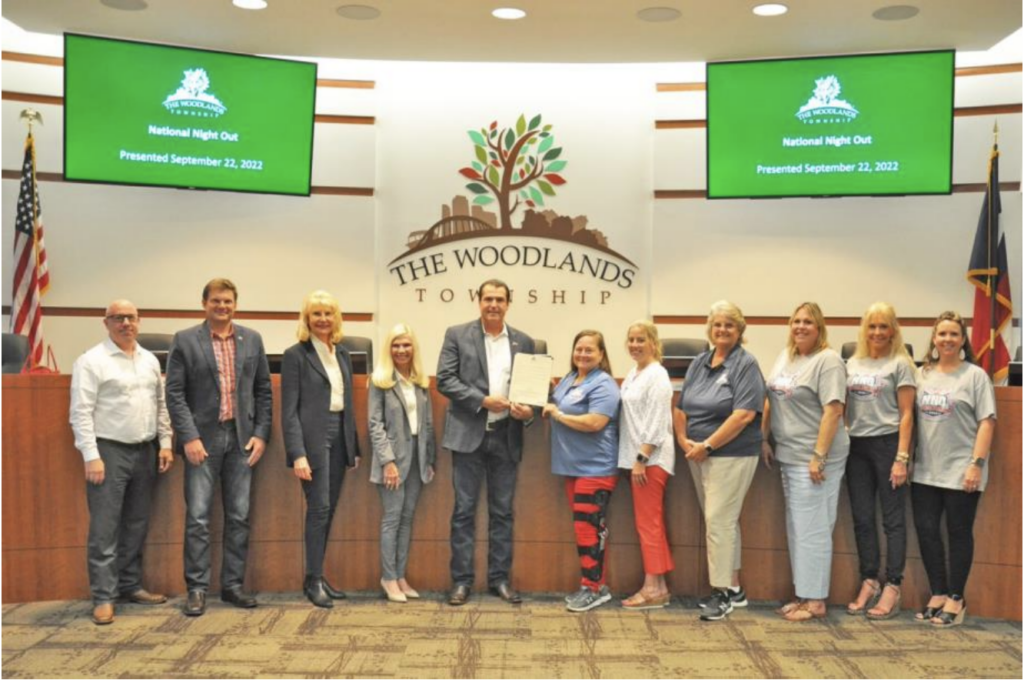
xmin=105 ymin=314 xmax=139 ymax=324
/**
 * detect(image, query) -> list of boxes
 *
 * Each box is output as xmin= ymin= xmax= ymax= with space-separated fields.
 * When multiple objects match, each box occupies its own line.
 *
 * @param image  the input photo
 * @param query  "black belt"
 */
xmin=485 ymin=419 xmax=510 ymax=432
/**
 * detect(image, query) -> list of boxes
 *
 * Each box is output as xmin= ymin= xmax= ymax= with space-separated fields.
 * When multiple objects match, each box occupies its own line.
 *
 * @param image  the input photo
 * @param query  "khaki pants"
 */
xmin=688 ymin=455 xmax=759 ymax=589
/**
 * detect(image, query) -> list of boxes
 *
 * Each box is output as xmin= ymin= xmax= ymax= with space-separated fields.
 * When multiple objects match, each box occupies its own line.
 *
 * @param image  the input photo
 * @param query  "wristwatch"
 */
xmin=703 ymin=440 xmax=715 ymax=454
xmin=636 ymin=453 xmax=649 ymax=463
xmin=970 ymin=457 xmax=986 ymax=469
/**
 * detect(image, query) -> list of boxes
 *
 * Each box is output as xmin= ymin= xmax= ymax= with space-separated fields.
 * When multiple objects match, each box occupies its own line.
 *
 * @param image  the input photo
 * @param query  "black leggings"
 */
xmin=911 ymin=482 xmax=981 ymax=598
xmin=846 ymin=434 xmax=907 ymax=584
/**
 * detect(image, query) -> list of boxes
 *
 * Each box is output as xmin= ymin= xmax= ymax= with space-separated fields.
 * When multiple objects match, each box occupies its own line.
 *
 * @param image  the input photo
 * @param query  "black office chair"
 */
xmin=841 ymin=341 xmax=914 ymax=361
xmin=661 ymin=338 xmax=709 ymax=380
xmin=136 ymin=333 xmax=174 ymax=371
xmin=341 ymin=336 xmax=374 ymax=375
xmin=136 ymin=333 xmax=174 ymax=352
xmin=2 ymin=333 xmax=30 ymax=374
xmin=533 ymin=339 xmax=547 ymax=355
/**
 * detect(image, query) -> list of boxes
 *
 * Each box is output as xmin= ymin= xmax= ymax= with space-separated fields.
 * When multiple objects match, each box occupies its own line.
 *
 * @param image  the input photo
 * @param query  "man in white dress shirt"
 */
xmin=69 ymin=300 xmax=174 ymax=625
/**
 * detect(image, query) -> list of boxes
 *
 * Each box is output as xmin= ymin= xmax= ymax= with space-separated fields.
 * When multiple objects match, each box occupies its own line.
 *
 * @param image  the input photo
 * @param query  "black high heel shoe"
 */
xmin=915 ymin=596 xmax=947 ymax=622
xmin=931 ymin=596 xmax=966 ymax=627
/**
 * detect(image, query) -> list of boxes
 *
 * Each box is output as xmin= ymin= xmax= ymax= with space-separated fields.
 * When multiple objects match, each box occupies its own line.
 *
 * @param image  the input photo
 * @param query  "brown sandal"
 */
xmin=783 ymin=601 xmax=827 ymax=622
xmin=847 ymin=579 xmax=881 ymax=615
xmin=866 ymin=584 xmax=901 ymax=620
xmin=622 ymin=591 xmax=670 ymax=610
xmin=776 ymin=598 xmax=803 ymax=616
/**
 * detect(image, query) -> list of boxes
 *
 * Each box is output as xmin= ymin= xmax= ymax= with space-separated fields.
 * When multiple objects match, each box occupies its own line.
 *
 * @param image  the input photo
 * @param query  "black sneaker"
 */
xmin=699 ymin=589 xmax=734 ymax=621
xmin=698 ymin=586 xmax=747 ymax=609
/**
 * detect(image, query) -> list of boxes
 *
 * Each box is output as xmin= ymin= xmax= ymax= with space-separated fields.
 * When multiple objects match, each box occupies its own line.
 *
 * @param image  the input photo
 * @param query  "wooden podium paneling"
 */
xmin=2 ymin=376 xmax=1020 ymax=620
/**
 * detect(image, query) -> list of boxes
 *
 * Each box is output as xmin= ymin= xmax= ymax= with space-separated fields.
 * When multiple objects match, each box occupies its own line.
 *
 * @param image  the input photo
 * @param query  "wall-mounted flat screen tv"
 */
xmin=706 ymin=50 xmax=954 ymax=199
xmin=64 ymin=33 xmax=317 ymax=196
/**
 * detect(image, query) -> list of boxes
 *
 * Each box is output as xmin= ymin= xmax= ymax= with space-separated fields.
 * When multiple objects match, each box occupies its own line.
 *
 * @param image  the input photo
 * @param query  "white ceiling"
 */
xmin=1 ymin=0 xmax=1021 ymax=64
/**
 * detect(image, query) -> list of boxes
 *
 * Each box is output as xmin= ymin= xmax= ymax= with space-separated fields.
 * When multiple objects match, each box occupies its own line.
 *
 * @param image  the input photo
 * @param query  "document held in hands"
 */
xmin=509 ymin=354 xmax=555 ymax=407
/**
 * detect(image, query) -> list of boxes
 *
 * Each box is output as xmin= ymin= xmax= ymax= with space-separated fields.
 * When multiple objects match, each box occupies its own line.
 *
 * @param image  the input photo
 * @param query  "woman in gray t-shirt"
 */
xmin=912 ymin=311 xmax=996 ymax=627
xmin=763 ymin=302 xmax=849 ymax=622
xmin=844 ymin=302 xmax=916 ymax=620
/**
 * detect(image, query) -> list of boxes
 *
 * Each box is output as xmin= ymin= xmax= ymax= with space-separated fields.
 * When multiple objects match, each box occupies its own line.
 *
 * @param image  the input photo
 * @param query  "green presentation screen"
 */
xmin=706 ymin=51 xmax=954 ymax=199
xmin=64 ymin=34 xmax=317 ymax=196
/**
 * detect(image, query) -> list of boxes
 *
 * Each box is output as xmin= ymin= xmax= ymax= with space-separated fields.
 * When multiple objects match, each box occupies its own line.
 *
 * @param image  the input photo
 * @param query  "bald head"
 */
xmin=104 ymin=299 xmax=140 ymax=352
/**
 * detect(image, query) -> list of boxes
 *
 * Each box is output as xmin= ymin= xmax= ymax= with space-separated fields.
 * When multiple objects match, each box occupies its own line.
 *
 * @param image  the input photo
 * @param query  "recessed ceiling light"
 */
xmin=872 ymin=5 xmax=919 ymax=21
xmin=336 ymin=4 xmax=381 ymax=20
xmin=637 ymin=7 xmax=681 ymax=22
xmin=100 ymin=0 xmax=148 ymax=10
xmin=752 ymin=3 xmax=788 ymax=16
xmin=232 ymin=0 xmax=267 ymax=9
xmin=492 ymin=8 xmax=527 ymax=20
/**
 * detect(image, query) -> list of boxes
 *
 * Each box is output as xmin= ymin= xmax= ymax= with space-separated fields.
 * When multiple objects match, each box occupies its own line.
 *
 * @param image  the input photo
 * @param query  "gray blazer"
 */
xmin=436 ymin=319 xmax=535 ymax=459
xmin=368 ymin=379 xmax=435 ymax=484
xmin=165 ymin=321 xmax=273 ymax=455
xmin=281 ymin=340 xmax=360 ymax=470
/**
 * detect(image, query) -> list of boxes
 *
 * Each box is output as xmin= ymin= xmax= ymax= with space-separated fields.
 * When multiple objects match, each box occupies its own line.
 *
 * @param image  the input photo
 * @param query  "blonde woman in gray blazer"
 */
xmin=369 ymin=323 xmax=436 ymax=603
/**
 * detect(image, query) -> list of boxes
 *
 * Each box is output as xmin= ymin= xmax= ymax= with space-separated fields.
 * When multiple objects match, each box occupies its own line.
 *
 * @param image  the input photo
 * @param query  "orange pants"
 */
xmin=631 ymin=465 xmax=675 ymax=575
xmin=564 ymin=476 xmax=618 ymax=589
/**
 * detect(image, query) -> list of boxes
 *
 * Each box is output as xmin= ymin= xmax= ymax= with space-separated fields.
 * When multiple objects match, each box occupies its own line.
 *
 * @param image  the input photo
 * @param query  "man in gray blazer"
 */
xmin=437 ymin=279 xmax=535 ymax=606
xmin=165 ymin=278 xmax=272 ymax=616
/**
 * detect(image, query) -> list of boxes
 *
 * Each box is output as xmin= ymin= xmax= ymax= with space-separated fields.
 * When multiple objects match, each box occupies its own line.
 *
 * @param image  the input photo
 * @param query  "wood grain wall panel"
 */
xmin=2 ymin=376 xmax=1020 ymax=620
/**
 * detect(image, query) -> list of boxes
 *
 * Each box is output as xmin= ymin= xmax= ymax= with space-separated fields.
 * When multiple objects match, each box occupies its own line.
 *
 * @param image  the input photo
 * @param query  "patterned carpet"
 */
xmin=3 ymin=593 xmax=1021 ymax=679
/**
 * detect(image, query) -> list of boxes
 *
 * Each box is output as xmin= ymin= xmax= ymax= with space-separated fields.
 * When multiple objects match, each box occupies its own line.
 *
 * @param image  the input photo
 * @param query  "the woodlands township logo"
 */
xmin=796 ymin=75 xmax=859 ymax=124
xmin=388 ymin=114 xmax=636 ymax=289
xmin=163 ymin=68 xmax=227 ymax=118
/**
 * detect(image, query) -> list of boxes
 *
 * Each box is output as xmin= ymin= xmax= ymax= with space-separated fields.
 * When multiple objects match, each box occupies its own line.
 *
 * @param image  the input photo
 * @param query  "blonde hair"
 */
xmin=372 ymin=323 xmax=429 ymax=389
xmin=296 ymin=290 xmax=344 ymax=344
xmin=853 ymin=302 xmax=913 ymax=366
xmin=706 ymin=300 xmax=747 ymax=345
xmin=626 ymin=320 xmax=664 ymax=362
xmin=786 ymin=302 xmax=829 ymax=358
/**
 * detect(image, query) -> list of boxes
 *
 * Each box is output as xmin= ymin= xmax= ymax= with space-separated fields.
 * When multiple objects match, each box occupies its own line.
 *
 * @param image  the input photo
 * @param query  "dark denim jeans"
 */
xmin=184 ymin=421 xmax=251 ymax=593
xmin=912 ymin=482 xmax=981 ymax=598
xmin=846 ymin=433 xmax=907 ymax=584
xmin=450 ymin=430 xmax=518 ymax=588
xmin=86 ymin=439 xmax=157 ymax=604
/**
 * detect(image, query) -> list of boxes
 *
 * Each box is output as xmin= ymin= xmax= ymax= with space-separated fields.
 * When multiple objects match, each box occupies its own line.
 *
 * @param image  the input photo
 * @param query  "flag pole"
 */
xmin=989 ymin=121 xmax=999 ymax=377
xmin=19 ymin=108 xmax=42 ymax=135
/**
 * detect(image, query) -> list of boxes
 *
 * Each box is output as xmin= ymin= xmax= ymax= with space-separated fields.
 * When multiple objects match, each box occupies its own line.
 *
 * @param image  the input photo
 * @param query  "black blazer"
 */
xmin=281 ymin=340 xmax=360 ymax=469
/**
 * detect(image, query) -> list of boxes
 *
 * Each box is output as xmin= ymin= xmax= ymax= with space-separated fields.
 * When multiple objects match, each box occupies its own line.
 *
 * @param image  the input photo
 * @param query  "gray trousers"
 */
xmin=450 ymin=430 xmax=518 ymax=587
xmin=378 ymin=445 xmax=424 ymax=581
xmin=184 ymin=421 xmax=251 ymax=593
xmin=86 ymin=438 xmax=158 ymax=605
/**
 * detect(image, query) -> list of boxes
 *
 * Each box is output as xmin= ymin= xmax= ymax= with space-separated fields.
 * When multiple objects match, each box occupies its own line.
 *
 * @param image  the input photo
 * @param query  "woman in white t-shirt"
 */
xmin=844 ymin=302 xmax=916 ymax=620
xmin=762 ymin=302 xmax=849 ymax=622
xmin=912 ymin=311 xmax=996 ymax=627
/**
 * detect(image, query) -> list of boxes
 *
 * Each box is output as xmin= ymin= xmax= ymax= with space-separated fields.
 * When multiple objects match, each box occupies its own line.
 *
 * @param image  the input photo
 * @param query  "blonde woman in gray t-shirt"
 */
xmin=763 ymin=302 xmax=849 ymax=622
xmin=912 ymin=311 xmax=996 ymax=627
xmin=844 ymin=302 xmax=916 ymax=620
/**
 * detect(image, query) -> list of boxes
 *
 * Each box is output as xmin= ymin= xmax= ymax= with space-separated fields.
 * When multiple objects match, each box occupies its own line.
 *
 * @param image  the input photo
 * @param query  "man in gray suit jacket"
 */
xmin=165 ymin=278 xmax=272 ymax=616
xmin=437 ymin=279 xmax=535 ymax=606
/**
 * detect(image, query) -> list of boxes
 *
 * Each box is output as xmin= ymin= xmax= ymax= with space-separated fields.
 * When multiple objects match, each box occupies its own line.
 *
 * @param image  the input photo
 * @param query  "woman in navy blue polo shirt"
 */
xmin=543 ymin=330 xmax=620 ymax=613
xmin=675 ymin=300 xmax=765 ymax=621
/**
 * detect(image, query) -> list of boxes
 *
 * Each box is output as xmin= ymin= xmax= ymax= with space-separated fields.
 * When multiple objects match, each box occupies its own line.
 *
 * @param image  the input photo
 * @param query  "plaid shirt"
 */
xmin=210 ymin=326 xmax=237 ymax=422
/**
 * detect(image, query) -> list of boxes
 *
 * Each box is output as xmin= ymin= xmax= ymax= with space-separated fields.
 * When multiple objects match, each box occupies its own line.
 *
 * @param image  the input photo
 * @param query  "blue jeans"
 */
xmin=450 ymin=430 xmax=518 ymax=587
xmin=184 ymin=421 xmax=251 ymax=593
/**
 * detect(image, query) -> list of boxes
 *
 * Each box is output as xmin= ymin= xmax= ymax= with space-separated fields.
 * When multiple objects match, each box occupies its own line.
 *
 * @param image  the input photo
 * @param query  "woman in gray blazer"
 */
xmin=369 ymin=323 xmax=436 ymax=603
xmin=282 ymin=291 xmax=361 ymax=609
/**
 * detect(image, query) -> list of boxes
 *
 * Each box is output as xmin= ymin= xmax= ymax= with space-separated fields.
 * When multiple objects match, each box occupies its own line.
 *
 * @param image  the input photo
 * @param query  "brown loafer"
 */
xmin=123 ymin=588 xmax=168 ymax=605
xmin=92 ymin=603 xmax=114 ymax=625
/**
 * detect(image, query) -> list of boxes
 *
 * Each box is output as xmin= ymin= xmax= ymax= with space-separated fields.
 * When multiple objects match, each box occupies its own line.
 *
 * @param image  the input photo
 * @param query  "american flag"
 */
xmin=11 ymin=133 xmax=50 ymax=368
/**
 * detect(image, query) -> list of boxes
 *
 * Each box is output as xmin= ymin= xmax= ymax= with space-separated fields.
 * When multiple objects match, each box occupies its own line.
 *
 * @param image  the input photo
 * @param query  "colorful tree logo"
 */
xmin=459 ymin=114 xmax=567 ymax=230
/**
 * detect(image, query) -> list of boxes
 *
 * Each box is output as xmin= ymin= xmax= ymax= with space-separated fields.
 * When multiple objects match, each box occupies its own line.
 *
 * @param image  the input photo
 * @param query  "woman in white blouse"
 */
xmin=618 ymin=321 xmax=675 ymax=609
xmin=368 ymin=323 xmax=436 ymax=603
